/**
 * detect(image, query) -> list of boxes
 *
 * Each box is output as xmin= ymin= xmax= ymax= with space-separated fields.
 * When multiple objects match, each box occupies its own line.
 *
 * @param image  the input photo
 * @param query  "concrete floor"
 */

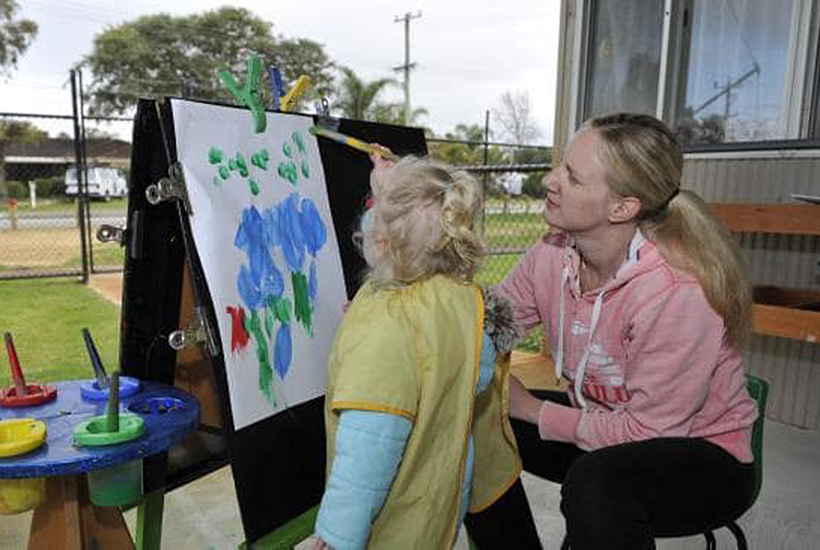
xmin=3 ymin=418 xmax=817 ymax=549
xmin=4 ymin=276 xmax=816 ymax=548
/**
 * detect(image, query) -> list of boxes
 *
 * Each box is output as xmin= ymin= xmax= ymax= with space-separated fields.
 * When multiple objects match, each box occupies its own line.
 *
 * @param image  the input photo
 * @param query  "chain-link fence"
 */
xmin=429 ymin=137 xmax=552 ymax=351
xmin=0 ymin=112 xmax=131 ymax=280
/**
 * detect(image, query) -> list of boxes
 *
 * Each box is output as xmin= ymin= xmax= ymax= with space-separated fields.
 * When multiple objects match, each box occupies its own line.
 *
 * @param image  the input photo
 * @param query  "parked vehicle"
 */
xmin=65 ymin=166 xmax=127 ymax=200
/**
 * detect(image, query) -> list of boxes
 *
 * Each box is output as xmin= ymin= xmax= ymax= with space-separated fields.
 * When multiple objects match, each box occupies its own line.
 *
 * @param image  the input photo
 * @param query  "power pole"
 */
xmin=393 ymin=10 xmax=422 ymax=125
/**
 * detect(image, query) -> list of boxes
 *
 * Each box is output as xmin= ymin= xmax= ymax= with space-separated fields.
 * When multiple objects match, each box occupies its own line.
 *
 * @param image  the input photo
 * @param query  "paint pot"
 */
xmin=127 ymin=396 xmax=185 ymax=415
xmin=0 ymin=419 xmax=47 ymax=514
xmin=73 ymin=413 xmax=145 ymax=507
xmin=79 ymin=376 xmax=140 ymax=401
xmin=0 ymin=384 xmax=57 ymax=408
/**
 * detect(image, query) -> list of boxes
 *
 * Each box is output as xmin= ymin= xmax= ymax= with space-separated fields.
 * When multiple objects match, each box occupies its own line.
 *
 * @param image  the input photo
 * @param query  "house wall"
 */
xmin=684 ymin=151 xmax=820 ymax=430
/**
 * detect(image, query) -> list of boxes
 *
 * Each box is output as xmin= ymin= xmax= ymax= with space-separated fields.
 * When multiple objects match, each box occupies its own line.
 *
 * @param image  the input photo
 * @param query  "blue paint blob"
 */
xmin=235 ymin=205 xmax=285 ymax=309
xmin=299 ymin=199 xmax=327 ymax=257
xmin=277 ymin=194 xmax=306 ymax=271
xmin=274 ymin=323 xmax=292 ymax=379
xmin=308 ymin=261 xmax=318 ymax=303
xmin=237 ymin=264 xmax=262 ymax=309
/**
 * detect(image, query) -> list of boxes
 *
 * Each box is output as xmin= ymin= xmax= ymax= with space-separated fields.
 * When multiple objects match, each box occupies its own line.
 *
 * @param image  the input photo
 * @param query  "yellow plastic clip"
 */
xmin=280 ymin=75 xmax=311 ymax=112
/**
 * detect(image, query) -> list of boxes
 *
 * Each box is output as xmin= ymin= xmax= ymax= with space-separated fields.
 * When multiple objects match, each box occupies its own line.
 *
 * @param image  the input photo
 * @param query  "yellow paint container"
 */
xmin=0 ymin=419 xmax=47 ymax=514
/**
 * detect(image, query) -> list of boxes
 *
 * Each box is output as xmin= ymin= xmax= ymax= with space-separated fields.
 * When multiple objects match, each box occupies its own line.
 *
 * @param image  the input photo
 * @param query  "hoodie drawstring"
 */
xmin=553 ymin=266 xmax=570 ymax=380
xmin=553 ymin=265 xmax=606 ymax=409
xmin=572 ymin=290 xmax=605 ymax=409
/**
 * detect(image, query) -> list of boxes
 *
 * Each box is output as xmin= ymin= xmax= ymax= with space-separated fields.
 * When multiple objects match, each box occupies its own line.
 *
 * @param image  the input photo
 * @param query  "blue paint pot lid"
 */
xmin=79 ymin=377 xmax=140 ymax=400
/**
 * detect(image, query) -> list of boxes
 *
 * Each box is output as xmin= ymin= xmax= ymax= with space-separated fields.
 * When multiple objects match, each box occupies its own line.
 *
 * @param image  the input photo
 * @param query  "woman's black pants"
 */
xmin=464 ymin=391 xmax=755 ymax=550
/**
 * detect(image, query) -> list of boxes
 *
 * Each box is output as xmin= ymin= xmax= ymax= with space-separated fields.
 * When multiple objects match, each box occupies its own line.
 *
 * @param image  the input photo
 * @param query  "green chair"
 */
xmin=560 ymin=374 xmax=769 ymax=550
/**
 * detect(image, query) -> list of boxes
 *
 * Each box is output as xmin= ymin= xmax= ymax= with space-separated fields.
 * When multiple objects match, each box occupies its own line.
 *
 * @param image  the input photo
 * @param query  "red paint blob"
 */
xmin=226 ymin=306 xmax=250 ymax=353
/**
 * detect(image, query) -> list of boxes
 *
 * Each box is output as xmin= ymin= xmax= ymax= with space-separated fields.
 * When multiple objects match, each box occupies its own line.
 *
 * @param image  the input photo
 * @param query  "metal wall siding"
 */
xmin=684 ymin=154 xmax=820 ymax=429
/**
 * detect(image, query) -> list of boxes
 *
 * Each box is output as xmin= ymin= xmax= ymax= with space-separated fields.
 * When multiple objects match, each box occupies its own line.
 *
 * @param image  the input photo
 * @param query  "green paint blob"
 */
xmin=301 ymin=157 xmax=309 ymax=179
xmin=247 ymin=310 xmax=275 ymax=406
xmin=277 ymin=161 xmax=298 ymax=185
xmin=292 ymin=272 xmax=312 ymax=335
xmin=264 ymin=306 xmax=275 ymax=338
xmin=212 ymin=176 xmax=222 ymax=187
xmin=218 ymin=166 xmax=230 ymax=180
xmin=235 ymin=153 xmax=249 ymax=177
xmin=249 ymin=179 xmax=260 ymax=195
xmin=292 ymin=132 xmax=305 ymax=153
xmin=251 ymin=148 xmax=270 ymax=170
xmin=273 ymin=296 xmax=292 ymax=324
xmin=209 ymin=147 xmax=223 ymax=164
xmin=283 ymin=142 xmax=293 ymax=158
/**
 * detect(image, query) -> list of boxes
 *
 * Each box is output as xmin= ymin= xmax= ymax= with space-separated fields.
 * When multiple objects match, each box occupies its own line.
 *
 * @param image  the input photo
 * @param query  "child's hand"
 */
xmin=369 ymin=145 xmax=395 ymax=196
xmin=311 ymin=536 xmax=334 ymax=550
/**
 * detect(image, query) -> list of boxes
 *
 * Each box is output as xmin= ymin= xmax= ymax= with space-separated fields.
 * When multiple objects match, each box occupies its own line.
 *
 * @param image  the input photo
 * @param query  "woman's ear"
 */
xmin=609 ymin=196 xmax=642 ymax=223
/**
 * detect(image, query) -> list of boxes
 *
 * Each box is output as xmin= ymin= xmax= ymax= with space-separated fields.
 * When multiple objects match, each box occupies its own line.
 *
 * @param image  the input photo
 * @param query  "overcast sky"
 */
xmin=3 ymin=0 xmax=560 ymax=144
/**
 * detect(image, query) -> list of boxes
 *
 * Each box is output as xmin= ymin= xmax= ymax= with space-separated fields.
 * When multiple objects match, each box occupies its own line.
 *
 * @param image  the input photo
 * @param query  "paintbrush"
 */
xmin=308 ymin=126 xmax=399 ymax=161
xmin=106 ymin=372 xmax=119 ymax=433
xmin=82 ymin=328 xmax=109 ymax=389
xmin=4 ymin=332 xmax=28 ymax=396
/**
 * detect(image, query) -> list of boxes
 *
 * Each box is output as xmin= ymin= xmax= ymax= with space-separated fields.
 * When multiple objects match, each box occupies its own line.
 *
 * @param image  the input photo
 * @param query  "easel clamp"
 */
xmin=168 ymin=306 xmax=220 ymax=357
xmin=145 ymin=163 xmax=193 ymax=216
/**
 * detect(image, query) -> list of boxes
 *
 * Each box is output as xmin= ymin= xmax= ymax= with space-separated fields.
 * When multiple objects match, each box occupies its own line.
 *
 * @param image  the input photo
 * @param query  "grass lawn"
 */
xmin=0 ymin=278 xmax=120 ymax=386
xmin=0 ymin=197 xmax=128 ymax=214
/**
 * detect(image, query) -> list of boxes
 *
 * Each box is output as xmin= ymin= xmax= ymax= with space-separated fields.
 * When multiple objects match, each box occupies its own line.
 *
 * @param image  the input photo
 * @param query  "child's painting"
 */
xmin=171 ymin=99 xmax=347 ymax=430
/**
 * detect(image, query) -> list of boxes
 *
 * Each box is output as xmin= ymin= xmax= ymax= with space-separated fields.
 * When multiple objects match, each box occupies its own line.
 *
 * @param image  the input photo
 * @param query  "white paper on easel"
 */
xmin=171 ymin=99 xmax=347 ymax=430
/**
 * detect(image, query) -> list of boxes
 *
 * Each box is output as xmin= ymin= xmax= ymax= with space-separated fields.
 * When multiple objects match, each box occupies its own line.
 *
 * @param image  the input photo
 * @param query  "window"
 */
xmin=583 ymin=0 xmax=664 ymax=119
xmin=676 ymin=0 xmax=797 ymax=145
xmin=573 ymin=0 xmax=818 ymax=148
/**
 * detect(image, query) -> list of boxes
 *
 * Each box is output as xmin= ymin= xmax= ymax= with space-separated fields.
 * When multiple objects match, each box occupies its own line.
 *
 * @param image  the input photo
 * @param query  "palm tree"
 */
xmin=334 ymin=67 xmax=396 ymax=121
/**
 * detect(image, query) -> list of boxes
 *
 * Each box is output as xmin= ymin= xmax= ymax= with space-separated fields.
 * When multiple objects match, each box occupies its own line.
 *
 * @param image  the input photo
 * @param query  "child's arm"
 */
xmin=314 ymin=410 xmax=411 ymax=550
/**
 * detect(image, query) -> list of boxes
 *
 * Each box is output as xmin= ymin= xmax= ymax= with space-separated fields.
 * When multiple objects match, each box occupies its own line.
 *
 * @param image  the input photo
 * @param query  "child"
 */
xmin=313 ymin=153 xmax=530 ymax=549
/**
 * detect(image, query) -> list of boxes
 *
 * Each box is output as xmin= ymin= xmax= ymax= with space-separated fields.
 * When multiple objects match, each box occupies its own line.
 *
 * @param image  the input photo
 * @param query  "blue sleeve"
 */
xmin=315 ymin=410 xmax=412 ymax=550
xmin=477 ymin=329 xmax=496 ymax=395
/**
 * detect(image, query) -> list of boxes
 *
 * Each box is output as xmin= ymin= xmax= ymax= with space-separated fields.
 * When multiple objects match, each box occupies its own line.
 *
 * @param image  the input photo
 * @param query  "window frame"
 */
xmin=568 ymin=0 xmax=820 ymax=151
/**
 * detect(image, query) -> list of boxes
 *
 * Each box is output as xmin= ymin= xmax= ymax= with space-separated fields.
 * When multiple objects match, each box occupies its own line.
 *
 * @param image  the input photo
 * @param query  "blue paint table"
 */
xmin=0 ymin=380 xmax=200 ymax=550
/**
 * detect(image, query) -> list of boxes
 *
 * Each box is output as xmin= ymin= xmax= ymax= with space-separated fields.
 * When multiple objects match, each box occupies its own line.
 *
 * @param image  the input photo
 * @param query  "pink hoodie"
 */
xmin=500 ymin=230 xmax=757 ymax=463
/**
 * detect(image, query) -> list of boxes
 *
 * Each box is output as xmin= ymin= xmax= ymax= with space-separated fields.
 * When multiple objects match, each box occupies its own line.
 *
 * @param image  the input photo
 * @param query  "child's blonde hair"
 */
xmin=586 ymin=112 xmax=752 ymax=348
xmin=360 ymin=156 xmax=484 ymax=289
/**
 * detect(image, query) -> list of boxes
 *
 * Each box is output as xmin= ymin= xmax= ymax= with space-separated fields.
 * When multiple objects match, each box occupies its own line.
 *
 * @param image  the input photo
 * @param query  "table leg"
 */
xmin=28 ymin=475 xmax=135 ymax=550
xmin=136 ymin=489 xmax=165 ymax=550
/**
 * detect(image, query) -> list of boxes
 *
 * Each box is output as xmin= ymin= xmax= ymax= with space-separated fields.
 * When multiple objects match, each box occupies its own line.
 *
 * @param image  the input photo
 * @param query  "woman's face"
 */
xmin=542 ymin=129 xmax=617 ymax=234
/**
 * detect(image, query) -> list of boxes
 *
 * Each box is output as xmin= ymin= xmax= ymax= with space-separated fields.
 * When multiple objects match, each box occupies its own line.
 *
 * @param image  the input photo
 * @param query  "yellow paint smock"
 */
xmin=325 ymin=275 xmax=522 ymax=549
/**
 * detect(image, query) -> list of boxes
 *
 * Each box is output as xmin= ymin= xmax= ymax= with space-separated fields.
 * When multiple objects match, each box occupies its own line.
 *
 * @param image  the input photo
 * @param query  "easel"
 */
xmin=121 ymin=97 xmax=429 ymax=548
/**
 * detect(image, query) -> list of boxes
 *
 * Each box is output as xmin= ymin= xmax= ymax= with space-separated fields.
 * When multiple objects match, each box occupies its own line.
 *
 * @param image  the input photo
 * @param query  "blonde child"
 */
xmin=313 ymin=153 xmax=535 ymax=549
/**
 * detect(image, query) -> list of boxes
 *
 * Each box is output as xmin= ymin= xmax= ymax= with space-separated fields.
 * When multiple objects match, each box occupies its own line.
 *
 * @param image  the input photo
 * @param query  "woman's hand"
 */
xmin=508 ymin=374 xmax=543 ymax=425
xmin=312 ymin=536 xmax=334 ymax=550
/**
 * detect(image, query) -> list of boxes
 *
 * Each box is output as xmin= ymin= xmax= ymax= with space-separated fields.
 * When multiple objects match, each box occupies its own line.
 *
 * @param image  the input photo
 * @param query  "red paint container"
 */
xmin=0 ymin=333 xmax=57 ymax=408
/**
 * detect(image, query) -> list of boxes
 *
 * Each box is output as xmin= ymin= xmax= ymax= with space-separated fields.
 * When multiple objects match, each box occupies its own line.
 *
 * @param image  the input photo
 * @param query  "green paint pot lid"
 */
xmin=73 ymin=414 xmax=145 ymax=447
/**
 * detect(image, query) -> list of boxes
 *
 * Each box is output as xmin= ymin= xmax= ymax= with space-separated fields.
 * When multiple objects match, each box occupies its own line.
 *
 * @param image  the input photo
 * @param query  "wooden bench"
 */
xmin=712 ymin=203 xmax=820 ymax=342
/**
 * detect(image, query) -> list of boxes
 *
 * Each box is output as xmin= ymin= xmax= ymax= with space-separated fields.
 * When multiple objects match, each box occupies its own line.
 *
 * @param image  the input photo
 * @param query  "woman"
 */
xmin=465 ymin=113 xmax=758 ymax=549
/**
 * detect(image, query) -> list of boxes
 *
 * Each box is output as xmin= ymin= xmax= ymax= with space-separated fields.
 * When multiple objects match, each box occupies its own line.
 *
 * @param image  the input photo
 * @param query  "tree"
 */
xmin=0 ymin=0 xmax=37 ymax=78
xmin=371 ymin=103 xmax=428 ymax=126
xmin=332 ymin=67 xmax=396 ymax=121
xmin=274 ymin=37 xmax=334 ymax=103
xmin=84 ymin=7 xmax=335 ymax=115
xmin=492 ymin=90 xmax=542 ymax=146
xmin=0 ymin=121 xmax=45 ymax=198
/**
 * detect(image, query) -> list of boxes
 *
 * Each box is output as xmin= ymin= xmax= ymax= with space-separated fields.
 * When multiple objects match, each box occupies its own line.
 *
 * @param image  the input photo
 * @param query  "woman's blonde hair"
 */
xmin=586 ymin=113 xmax=752 ymax=347
xmin=359 ymin=156 xmax=484 ymax=289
